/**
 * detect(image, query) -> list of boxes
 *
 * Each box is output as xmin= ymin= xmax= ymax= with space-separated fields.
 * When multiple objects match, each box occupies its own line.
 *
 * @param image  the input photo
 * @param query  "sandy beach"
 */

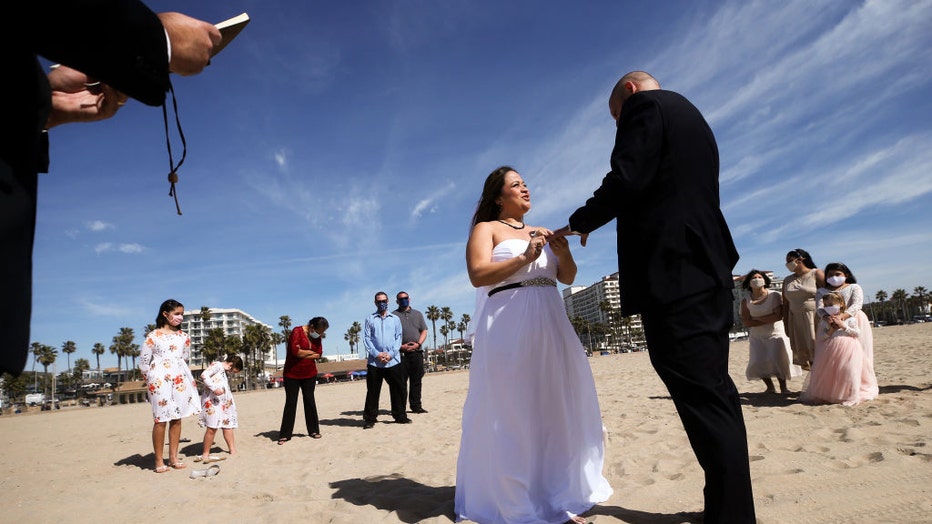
xmin=1 ymin=323 xmax=930 ymax=523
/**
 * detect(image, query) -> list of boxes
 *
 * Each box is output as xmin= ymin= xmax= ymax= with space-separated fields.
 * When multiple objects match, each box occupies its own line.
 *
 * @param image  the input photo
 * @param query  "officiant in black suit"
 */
xmin=551 ymin=71 xmax=755 ymax=522
xmin=0 ymin=2 xmax=220 ymax=376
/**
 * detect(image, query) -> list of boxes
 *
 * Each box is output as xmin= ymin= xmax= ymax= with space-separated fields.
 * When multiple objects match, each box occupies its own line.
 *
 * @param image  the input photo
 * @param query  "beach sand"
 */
xmin=1 ymin=323 xmax=930 ymax=523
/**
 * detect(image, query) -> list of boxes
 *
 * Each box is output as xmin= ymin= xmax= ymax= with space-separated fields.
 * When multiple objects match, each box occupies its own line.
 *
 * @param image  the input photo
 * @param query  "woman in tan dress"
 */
xmin=781 ymin=249 xmax=824 ymax=370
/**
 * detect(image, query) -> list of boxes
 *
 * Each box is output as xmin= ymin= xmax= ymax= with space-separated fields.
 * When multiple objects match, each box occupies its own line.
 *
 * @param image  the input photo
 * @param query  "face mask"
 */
xmin=826 ymin=275 xmax=846 ymax=287
xmin=749 ymin=278 xmax=765 ymax=289
xmin=169 ymin=314 xmax=183 ymax=327
xmin=397 ymin=298 xmax=410 ymax=308
xmin=785 ymin=261 xmax=797 ymax=272
xmin=309 ymin=331 xmax=320 ymax=339
xmin=822 ymin=305 xmax=841 ymax=316
xmin=377 ymin=302 xmax=389 ymax=312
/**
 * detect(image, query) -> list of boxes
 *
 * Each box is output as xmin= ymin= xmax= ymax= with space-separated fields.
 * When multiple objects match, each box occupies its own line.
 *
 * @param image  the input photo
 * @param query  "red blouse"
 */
xmin=282 ymin=326 xmax=320 ymax=379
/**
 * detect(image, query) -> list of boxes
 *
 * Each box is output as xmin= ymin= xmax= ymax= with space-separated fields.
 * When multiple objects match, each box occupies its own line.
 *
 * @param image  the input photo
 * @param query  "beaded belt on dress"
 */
xmin=488 ymin=277 xmax=557 ymax=297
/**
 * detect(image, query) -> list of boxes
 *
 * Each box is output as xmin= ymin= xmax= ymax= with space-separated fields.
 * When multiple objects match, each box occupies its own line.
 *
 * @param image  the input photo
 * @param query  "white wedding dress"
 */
xmin=455 ymin=239 xmax=612 ymax=524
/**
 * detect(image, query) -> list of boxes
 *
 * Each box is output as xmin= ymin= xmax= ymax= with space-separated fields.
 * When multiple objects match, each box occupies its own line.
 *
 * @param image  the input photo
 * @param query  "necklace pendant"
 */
xmin=496 ymin=219 xmax=525 ymax=230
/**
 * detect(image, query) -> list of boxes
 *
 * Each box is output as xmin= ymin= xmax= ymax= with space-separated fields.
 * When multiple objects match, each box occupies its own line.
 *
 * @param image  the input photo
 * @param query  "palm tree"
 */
xmin=202 ymin=327 xmax=227 ymax=364
xmin=110 ymin=327 xmax=136 ymax=384
xmin=875 ymin=290 xmax=888 ymax=323
xmin=72 ymin=358 xmax=90 ymax=381
xmin=30 ymin=341 xmax=42 ymax=392
xmin=439 ymin=324 xmax=450 ymax=350
xmin=61 ymin=340 xmax=76 ymax=372
xmin=243 ymin=323 xmax=272 ymax=389
xmin=914 ymin=286 xmax=929 ymax=317
xmin=599 ymin=300 xmax=620 ymax=351
xmin=197 ymin=306 xmax=213 ymax=365
xmin=892 ymin=289 xmax=909 ymax=322
xmin=278 ymin=315 xmax=292 ymax=368
xmin=460 ymin=313 xmax=471 ymax=337
xmin=344 ymin=321 xmax=361 ymax=354
xmin=426 ymin=305 xmax=440 ymax=350
xmin=270 ymin=332 xmax=284 ymax=363
xmin=457 ymin=321 xmax=467 ymax=340
xmin=91 ymin=342 xmax=106 ymax=375
xmin=37 ymin=344 xmax=58 ymax=397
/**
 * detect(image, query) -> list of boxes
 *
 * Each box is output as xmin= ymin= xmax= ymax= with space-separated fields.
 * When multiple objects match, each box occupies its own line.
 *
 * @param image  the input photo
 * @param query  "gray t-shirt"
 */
xmin=392 ymin=308 xmax=428 ymax=349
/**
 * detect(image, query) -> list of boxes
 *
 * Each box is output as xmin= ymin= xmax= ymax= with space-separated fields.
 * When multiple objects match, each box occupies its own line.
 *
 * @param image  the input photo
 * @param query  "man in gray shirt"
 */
xmin=393 ymin=291 xmax=429 ymax=414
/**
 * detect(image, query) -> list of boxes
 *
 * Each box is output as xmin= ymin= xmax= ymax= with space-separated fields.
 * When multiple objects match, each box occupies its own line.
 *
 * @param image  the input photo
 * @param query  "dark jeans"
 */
xmin=279 ymin=376 xmax=319 ymax=438
xmin=363 ymin=364 xmax=408 ymax=422
xmin=641 ymin=288 xmax=756 ymax=523
xmin=401 ymin=351 xmax=425 ymax=410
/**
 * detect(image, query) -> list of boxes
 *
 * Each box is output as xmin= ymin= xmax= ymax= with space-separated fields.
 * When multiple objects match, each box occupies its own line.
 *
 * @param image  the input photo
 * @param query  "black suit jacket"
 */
xmin=569 ymin=90 xmax=738 ymax=316
xmin=0 ymin=1 xmax=170 ymax=375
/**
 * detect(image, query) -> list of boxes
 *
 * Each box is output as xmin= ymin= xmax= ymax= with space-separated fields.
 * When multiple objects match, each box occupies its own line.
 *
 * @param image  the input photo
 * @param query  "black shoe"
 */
xmin=412 ymin=408 xmax=429 ymax=414
xmin=395 ymin=418 xmax=413 ymax=424
xmin=363 ymin=422 xmax=375 ymax=429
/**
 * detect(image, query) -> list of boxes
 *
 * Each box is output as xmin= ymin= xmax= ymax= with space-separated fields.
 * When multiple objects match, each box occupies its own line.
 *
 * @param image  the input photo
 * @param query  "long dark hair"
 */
xmin=824 ymin=262 xmax=857 ymax=284
xmin=155 ymin=299 xmax=184 ymax=328
xmin=471 ymin=165 xmax=515 ymax=226
xmin=786 ymin=248 xmax=817 ymax=270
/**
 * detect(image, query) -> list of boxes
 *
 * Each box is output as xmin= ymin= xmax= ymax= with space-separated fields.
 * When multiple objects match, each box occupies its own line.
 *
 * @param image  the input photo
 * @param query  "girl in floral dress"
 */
xmin=139 ymin=299 xmax=200 ymax=473
xmin=197 ymin=355 xmax=243 ymax=463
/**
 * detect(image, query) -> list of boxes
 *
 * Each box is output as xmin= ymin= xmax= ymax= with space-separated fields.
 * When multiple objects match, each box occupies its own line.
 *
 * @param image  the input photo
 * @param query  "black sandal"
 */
xmin=310 ymin=433 xmax=322 ymax=439
xmin=277 ymin=437 xmax=290 ymax=445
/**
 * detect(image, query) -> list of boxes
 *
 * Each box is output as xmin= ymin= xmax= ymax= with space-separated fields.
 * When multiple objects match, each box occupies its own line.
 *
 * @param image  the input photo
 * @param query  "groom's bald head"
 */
xmin=609 ymin=71 xmax=661 ymax=121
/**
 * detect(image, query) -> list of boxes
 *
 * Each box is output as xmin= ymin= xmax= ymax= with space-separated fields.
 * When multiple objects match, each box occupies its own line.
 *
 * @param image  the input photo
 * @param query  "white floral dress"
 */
xmin=139 ymin=329 xmax=200 ymax=423
xmin=199 ymin=361 xmax=238 ymax=429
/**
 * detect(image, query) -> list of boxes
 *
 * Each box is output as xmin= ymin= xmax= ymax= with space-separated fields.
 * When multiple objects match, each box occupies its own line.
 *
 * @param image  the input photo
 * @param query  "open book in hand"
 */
xmin=212 ymin=12 xmax=250 ymax=57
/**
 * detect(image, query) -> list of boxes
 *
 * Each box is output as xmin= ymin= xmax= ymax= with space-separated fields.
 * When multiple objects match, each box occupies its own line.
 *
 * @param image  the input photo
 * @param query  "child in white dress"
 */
xmin=196 ymin=355 xmax=243 ymax=463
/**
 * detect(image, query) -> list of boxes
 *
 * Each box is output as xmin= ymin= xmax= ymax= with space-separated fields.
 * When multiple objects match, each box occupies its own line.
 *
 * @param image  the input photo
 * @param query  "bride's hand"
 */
xmin=523 ymin=231 xmax=547 ymax=261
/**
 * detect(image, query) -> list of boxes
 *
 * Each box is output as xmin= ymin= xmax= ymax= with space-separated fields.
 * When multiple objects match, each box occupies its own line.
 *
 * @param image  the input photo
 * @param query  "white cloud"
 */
xmin=87 ymin=220 xmax=113 ymax=232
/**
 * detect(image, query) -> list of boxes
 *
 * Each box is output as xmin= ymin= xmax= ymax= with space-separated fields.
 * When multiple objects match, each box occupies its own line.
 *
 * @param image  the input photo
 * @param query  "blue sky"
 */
xmin=30 ymin=0 xmax=932 ymax=370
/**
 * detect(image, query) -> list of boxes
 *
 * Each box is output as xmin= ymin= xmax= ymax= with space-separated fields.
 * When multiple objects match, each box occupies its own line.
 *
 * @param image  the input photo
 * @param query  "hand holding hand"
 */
xmin=523 ymin=229 xmax=551 ymax=261
xmin=212 ymin=388 xmax=224 ymax=396
xmin=158 ymin=12 xmax=222 ymax=76
xmin=548 ymin=235 xmax=571 ymax=257
xmin=548 ymin=225 xmax=589 ymax=247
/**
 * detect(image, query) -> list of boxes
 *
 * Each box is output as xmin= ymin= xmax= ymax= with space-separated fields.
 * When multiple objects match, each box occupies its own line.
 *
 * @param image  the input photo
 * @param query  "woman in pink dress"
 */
xmin=802 ymin=292 xmax=863 ymax=405
xmin=815 ymin=262 xmax=878 ymax=402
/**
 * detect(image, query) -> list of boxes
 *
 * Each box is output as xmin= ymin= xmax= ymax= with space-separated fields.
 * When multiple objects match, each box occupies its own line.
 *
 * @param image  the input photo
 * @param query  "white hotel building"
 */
xmin=181 ymin=308 xmax=275 ymax=368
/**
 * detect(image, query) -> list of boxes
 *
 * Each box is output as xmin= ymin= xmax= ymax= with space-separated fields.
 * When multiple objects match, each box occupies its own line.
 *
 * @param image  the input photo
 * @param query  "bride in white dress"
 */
xmin=455 ymin=166 xmax=612 ymax=524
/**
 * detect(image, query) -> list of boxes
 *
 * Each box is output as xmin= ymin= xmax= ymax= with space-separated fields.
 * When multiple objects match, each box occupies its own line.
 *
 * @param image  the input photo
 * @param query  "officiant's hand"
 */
xmin=158 ymin=12 xmax=222 ymax=76
xmin=45 ymin=65 xmax=128 ymax=129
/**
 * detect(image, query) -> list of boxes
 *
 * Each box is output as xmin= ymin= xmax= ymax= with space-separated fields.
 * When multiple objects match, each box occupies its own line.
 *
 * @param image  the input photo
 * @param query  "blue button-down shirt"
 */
xmin=363 ymin=311 xmax=402 ymax=367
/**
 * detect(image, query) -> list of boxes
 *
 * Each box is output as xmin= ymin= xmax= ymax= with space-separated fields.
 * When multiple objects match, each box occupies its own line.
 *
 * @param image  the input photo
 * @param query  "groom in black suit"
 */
xmin=553 ymin=71 xmax=755 ymax=522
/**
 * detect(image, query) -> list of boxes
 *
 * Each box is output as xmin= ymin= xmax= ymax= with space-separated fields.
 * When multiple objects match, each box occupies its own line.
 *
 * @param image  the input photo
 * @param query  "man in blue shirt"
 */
xmin=362 ymin=291 xmax=410 ymax=428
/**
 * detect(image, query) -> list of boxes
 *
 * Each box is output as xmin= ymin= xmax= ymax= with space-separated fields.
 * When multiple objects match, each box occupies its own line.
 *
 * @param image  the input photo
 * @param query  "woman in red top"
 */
xmin=277 ymin=317 xmax=329 ymax=444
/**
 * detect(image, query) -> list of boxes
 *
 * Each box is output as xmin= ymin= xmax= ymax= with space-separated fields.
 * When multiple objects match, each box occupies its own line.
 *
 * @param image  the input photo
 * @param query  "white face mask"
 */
xmin=826 ymin=275 xmax=846 ymax=287
xmin=749 ymin=278 xmax=765 ymax=289
xmin=309 ymin=331 xmax=320 ymax=339
xmin=822 ymin=305 xmax=841 ymax=316
xmin=785 ymin=261 xmax=797 ymax=272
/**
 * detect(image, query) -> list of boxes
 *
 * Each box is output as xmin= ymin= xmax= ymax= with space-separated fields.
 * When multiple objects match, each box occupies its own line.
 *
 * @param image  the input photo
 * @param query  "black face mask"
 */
xmin=397 ymin=298 xmax=410 ymax=308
